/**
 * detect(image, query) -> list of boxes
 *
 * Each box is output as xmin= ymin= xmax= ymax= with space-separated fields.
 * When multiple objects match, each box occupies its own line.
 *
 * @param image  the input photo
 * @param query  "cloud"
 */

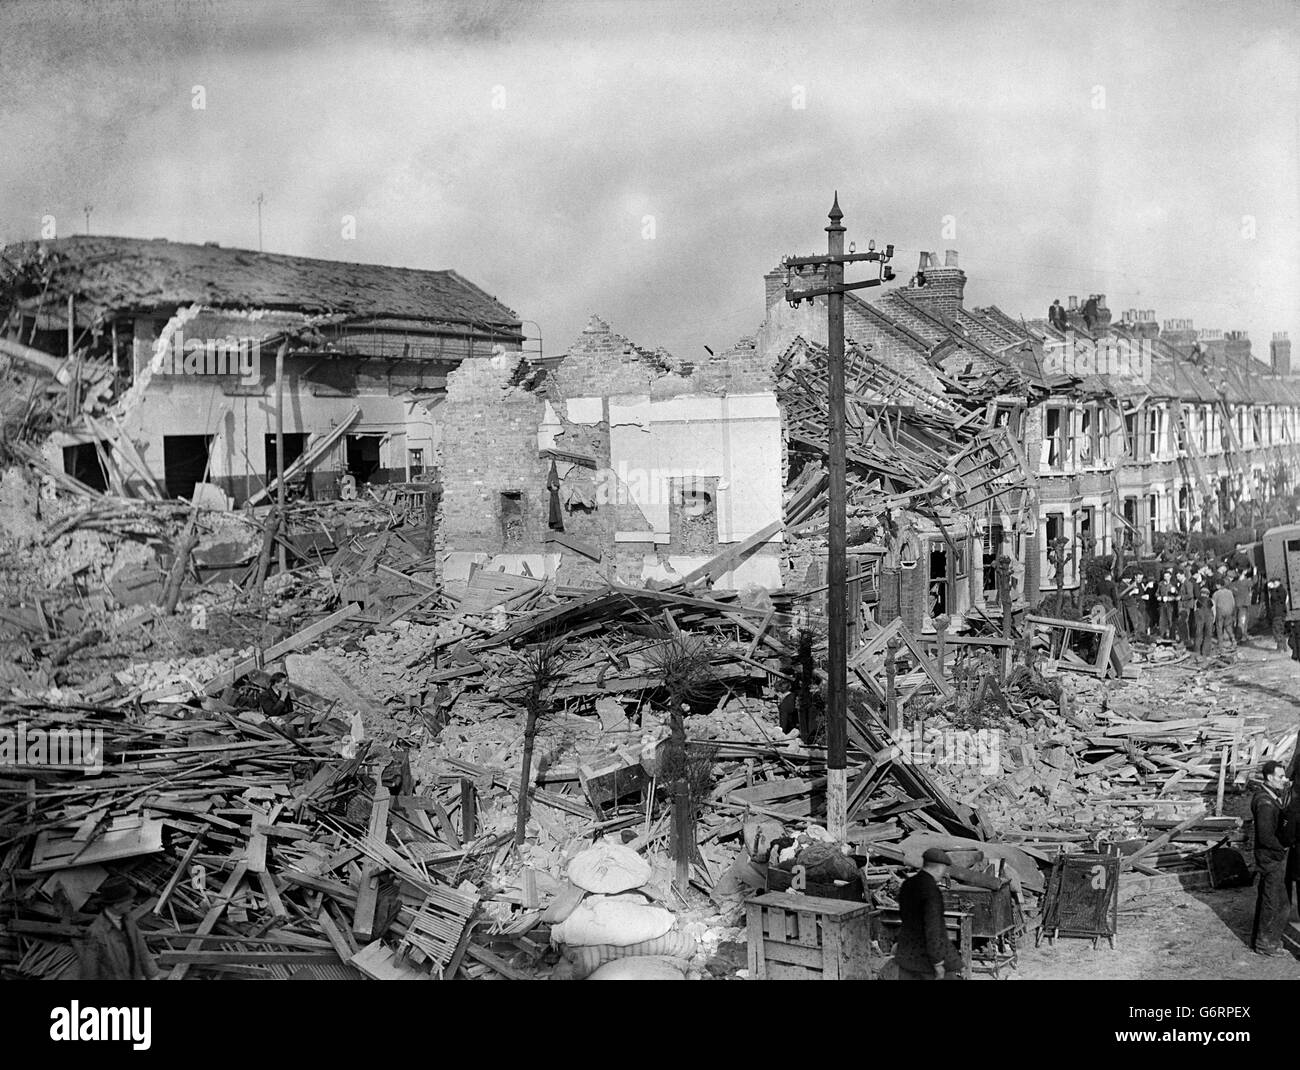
xmin=0 ymin=0 xmax=1295 ymax=358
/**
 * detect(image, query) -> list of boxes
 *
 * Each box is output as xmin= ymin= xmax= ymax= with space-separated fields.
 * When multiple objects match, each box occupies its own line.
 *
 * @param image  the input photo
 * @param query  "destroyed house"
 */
xmin=760 ymin=252 xmax=1039 ymax=634
xmin=1 ymin=236 xmax=522 ymax=503
xmin=438 ymin=317 xmax=785 ymax=590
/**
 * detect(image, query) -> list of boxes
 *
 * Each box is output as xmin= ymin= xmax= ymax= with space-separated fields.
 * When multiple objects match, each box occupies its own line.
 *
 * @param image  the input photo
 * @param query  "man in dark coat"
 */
xmin=893 ymin=847 xmax=965 ymax=979
xmin=78 ymin=875 xmax=162 ymax=980
xmin=1250 ymin=761 xmax=1292 ymax=956
xmin=1176 ymin=570 xmax=1196 ymax=648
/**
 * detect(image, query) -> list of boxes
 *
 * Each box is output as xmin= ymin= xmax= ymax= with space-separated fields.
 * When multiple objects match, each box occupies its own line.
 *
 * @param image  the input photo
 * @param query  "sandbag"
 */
xmin=567 ymin=840 xmax=651 ymax=894
xmin=540 ymin=881 xmax=587 ymax=925
xmin=551 ymin=893 xmax=675 ymax=948
xmin=587 ymin=956 xmax=687 ymax=980
xmin=566 ymin=931 xmax=698 ymax=978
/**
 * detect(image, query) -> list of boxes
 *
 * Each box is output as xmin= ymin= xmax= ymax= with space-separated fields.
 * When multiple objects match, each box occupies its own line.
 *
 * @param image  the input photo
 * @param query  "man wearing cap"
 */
xmin=893 ymin=847 xmax=966 ymax=980
xmin=78 ymin=875 xmax=162 ymax=980
xmin=1250 ymin=761 xmax=1292 ymax=956
xmin=1119 ymin=573 xmax=1146 ymax=640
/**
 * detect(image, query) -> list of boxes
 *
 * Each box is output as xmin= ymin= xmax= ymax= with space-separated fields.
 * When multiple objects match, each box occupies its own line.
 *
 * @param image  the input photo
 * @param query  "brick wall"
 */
xmin=439 ymin=353 xmax=548 ymax=552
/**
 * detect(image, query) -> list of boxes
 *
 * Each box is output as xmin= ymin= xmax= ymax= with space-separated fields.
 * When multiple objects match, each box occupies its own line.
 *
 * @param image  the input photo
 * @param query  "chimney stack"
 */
xmin=1224 ymin=330 xmax=1252 ymax=373
xmin=908 ymin=249 xmax=965 ymax=319
xmin=1271 ymin=331 xmax=1291 ymax=376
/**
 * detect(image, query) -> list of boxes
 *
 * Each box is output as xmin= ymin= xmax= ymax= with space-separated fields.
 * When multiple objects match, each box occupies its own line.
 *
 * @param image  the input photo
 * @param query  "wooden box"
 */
xmin=941 ymin=882 xmax=1016 ymax=940
xmin=745 ymin=892 xmax=876 ymax=980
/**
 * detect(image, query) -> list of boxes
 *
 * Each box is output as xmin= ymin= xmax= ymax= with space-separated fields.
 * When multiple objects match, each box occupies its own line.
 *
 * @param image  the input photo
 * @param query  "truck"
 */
xmin=1262 ymin=523 xmax=1300 ymax=622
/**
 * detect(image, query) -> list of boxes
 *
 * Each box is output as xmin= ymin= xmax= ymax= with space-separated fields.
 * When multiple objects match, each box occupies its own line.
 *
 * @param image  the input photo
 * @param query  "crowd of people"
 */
xmin=1098 ymin=556 xmax=1297 ymax=662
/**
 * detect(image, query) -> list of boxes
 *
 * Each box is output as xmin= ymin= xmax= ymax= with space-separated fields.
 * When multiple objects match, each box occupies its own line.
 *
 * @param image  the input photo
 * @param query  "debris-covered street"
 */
xmin=1 ymin=5 xmax=1299 ymax=1053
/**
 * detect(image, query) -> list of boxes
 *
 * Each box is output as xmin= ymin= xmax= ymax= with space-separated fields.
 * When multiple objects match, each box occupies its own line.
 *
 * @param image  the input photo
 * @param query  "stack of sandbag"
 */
xmin=546 ymin=840 xmax=696 ymax=979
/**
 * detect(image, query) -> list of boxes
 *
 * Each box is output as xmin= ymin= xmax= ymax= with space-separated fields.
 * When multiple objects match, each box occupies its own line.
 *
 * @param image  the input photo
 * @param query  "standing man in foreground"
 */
xmin=78 ymin=875 xmax=162 ymax=980
xmin=1250 ymin=761 xmax=1292 ymax=956
xmin=894 ymin=847 xmax=966 ymax=979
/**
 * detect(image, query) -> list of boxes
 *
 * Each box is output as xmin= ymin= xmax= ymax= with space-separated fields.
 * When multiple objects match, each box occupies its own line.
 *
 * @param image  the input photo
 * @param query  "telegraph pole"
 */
xmin=783 ymin=194 xmax=896 ymax=841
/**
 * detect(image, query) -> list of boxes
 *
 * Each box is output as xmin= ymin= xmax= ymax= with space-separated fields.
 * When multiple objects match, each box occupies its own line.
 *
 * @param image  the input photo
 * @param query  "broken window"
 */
xmin=63 ymin=443 xmax=109 ymax=493
xmin=1123 ymin=412 xmax=1138 ymax=460
xmin=1147 ymin=494 xmax=1159 ymax=542
xmin=1044 ymin=407 xmax=1065 ymax=470
xmin=668 ymin=477 xmax=719 ymax=554
xmin=1147 ymin=408 xmax=1160 ymax=458
xmin=500 ymin=490 xmax=526 ymax=548
xmin=982 ymin=523 xmax=1004 ymax=597
xmin=162 ymin=435 xmax=213 ymax=501
xmin=408 ymin=448 xmax=425 ymax=480
xmin=928 ymin=541 xmax=948 ymax=617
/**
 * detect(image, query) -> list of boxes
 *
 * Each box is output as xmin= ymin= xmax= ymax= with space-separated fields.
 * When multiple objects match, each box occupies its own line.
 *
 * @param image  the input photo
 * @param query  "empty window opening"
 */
xmin=928 ymin=541 xmax=949 ymax=617
xmin=500 ymin=490 xmax=526 ymax=547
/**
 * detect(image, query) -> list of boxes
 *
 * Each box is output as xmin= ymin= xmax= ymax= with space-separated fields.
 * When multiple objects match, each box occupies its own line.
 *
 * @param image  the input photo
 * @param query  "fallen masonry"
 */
xmin=0 ymin=476 xmax=1294 ymax=980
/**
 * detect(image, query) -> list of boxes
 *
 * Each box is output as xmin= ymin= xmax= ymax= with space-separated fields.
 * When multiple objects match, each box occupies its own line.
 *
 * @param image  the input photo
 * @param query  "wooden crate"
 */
xmin=745 ymin=892 xmax=875 ymax=980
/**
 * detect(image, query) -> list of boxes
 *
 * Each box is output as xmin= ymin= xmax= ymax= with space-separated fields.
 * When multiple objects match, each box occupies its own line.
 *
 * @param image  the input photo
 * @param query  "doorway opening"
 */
xmin=162 ymin=435 xmax=213 ymax=500
xmin=345 ymin=434 xmax=385 ymax=485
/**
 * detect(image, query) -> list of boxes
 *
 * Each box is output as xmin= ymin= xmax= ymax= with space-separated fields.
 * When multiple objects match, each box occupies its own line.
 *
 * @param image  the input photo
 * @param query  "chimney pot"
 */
xmin=944 ymin=250 xmax=959 ymax=268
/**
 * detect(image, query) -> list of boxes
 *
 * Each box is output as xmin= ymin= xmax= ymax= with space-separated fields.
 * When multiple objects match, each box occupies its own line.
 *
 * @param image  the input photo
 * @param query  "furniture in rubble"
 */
xmin=1036 ymin=847 xmax=1120 ymax=949
xmin=745 ymin=892 xmax=877 ymax=980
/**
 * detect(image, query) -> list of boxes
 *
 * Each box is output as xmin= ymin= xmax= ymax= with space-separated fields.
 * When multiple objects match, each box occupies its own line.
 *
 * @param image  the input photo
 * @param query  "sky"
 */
xmin=1 ymin=0 xmax=1296 ymax=364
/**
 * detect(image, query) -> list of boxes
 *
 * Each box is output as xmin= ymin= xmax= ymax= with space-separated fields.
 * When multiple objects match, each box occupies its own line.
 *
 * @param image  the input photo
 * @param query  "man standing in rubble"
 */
xmin=1212 ymin=579 xmax=1236 ymax=651
xmin=894 ymin=848 xmax=965 ymax=980
xmin=1120 ymin=572 xmax=1147 ymax=639
xmin=1156 ymin=569 xmax=1177 ymax=642
xmin=1250 ymin=761 xmax=1292 ymax=956
xmin=78 ymin=875 xmax=162 ymax=980
xmin=1176 ymin=569 xmax=1196 ymax=649
xmin=1232 ymin=567 xmax=1255 ymax=642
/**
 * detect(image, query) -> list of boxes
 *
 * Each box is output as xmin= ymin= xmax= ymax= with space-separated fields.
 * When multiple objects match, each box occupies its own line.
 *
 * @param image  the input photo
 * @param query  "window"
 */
xmin=983 ymin=525 xmax=1005 ymax=597
xmin=1078 ymin=408 xmax=1093 ymax=466
xmin=928 ymin=541 xmax=949 ymax=617
xmin=1124 ymin=412 xmax=1138 ymax=459
xmin=500 ymin=490 xmax=525 ymax=547
xmin=408 ymin=448 xmax=425 ymax=480
xmin=1044 ymin=407 xmax=1066 ymax=470
xmin=669 ymin=477 xmax=719 ymax=553
xmin=1147 ymin=494 xmax=1159 ymax=541
xmin=1147 ymin=408 xmax=1160 ymax=458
